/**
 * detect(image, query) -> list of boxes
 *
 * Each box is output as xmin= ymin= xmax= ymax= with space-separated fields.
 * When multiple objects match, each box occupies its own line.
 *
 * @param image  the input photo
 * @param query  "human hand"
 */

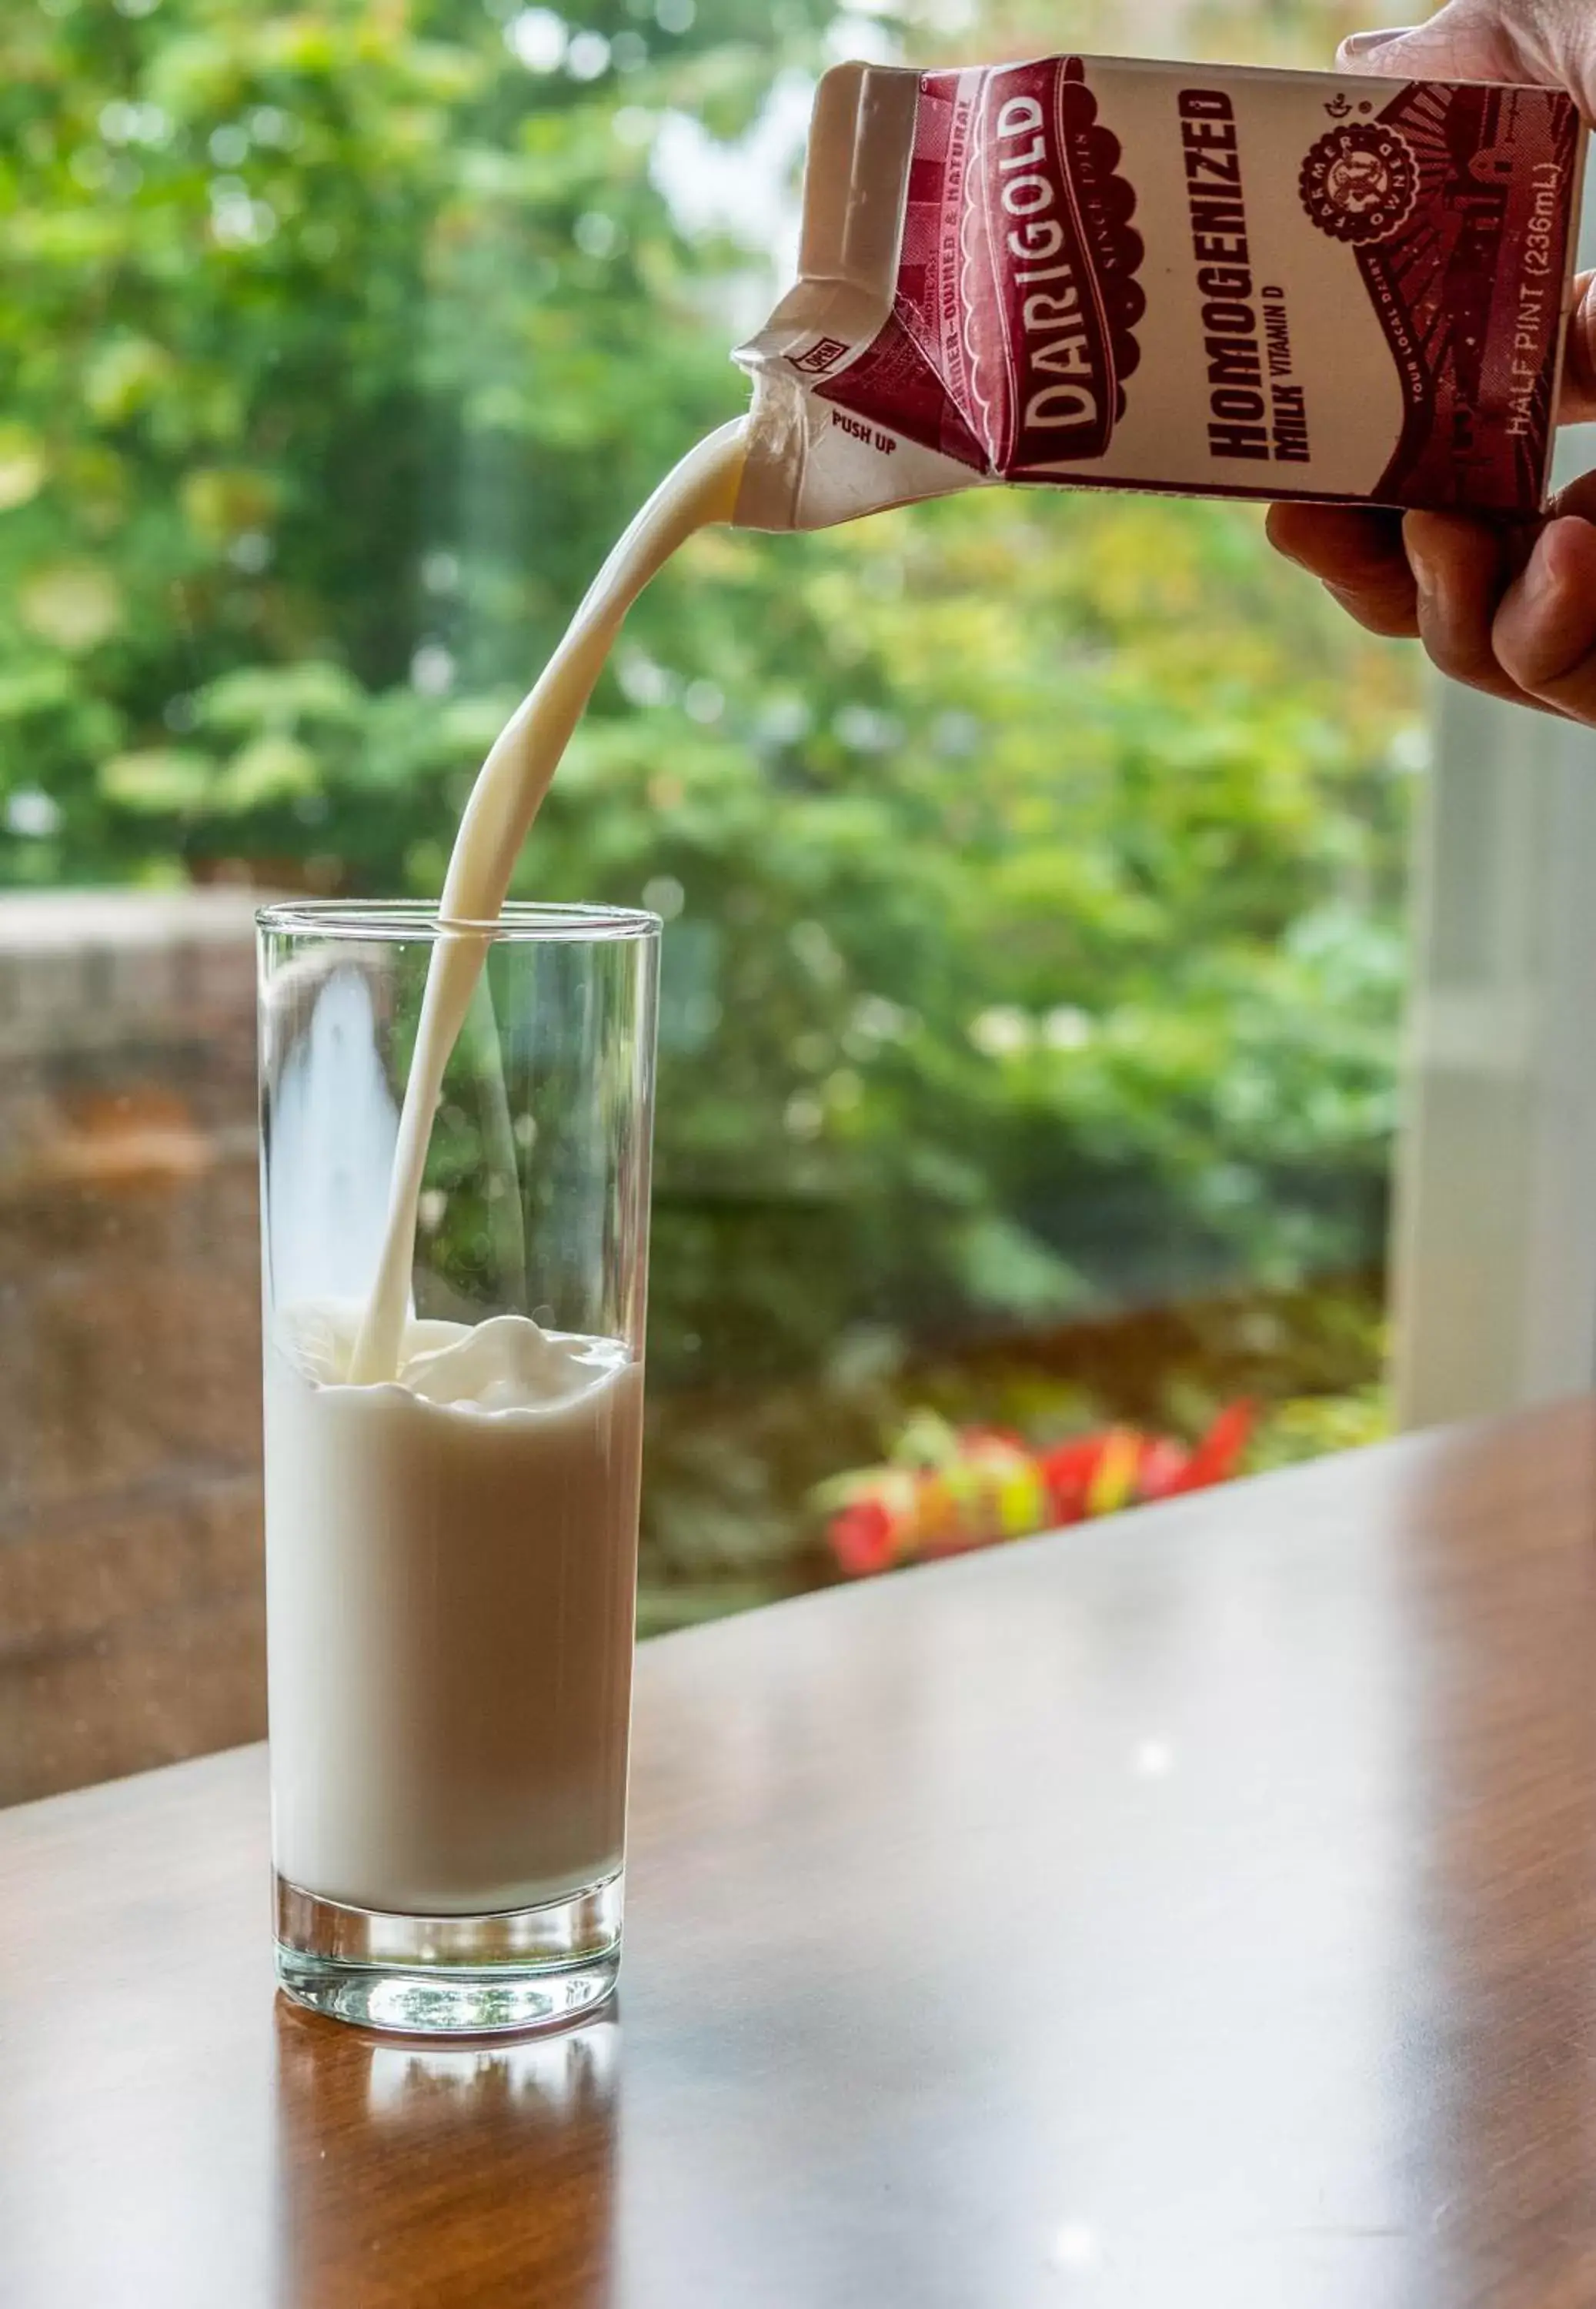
xmin=1267 ymin=0 xmax=1596 ymax=720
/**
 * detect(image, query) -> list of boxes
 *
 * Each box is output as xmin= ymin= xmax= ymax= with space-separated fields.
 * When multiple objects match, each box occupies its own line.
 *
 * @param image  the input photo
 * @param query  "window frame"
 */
xmin=1394 ymin=165 xmax=1596 ymax=1428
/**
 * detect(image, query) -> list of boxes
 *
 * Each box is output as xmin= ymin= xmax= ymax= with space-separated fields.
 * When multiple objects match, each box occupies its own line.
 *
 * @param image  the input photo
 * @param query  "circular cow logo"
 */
xmin=1299 ymin=122 xmax=1419 ymax=245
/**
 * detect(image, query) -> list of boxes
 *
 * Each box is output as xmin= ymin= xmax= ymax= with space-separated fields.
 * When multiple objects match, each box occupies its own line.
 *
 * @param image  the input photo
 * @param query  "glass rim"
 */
xmin=255 ymin=898 xmax=660 ymax=944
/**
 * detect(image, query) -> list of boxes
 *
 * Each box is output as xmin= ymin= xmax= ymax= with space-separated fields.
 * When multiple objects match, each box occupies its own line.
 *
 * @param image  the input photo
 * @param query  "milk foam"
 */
xmin=283 ymin=1302 xmax=623 ymax=1412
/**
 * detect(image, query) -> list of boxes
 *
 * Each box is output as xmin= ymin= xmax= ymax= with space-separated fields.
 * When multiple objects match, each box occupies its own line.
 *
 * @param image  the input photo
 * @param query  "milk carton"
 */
xmin=733 ymin=55 xmax=1586 ymax=526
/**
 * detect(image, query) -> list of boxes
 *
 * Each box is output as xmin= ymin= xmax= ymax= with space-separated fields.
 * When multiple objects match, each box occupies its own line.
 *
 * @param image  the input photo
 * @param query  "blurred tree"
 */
xmin=0 ymin=0 xmax=1419 ymax=1584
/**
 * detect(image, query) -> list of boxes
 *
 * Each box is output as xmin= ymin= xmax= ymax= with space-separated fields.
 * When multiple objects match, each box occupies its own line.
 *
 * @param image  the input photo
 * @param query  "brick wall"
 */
xmin=0 ymin=891 xmax=266 ymax=1805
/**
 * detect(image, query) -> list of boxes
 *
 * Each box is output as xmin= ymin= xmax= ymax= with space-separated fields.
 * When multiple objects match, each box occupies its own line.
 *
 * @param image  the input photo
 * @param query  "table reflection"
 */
xmin=274 ymin=2000 xmax=618 ymax=2307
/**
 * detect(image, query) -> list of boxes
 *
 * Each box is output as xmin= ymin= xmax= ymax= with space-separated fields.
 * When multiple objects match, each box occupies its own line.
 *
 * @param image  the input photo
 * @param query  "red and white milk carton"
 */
xmin=732 ymin=55 xmax=1586 ymax=527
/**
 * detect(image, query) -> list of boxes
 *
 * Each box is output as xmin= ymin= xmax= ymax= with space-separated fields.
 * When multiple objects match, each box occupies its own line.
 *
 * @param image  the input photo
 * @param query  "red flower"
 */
xmin=1136 ymin=1435 xmax=1191 ymax=1501
xmin=1166 ymin=1401 xmax=1254 ymax=1494
xmin=828 ymin=1498 xmax=896 ymax=1577
xmin=1037 ymin=1433 xmax=1107 ymax=1525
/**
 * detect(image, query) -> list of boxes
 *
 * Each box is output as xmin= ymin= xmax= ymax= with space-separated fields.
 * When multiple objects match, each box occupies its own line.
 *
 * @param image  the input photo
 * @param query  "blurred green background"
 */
xmin=0 ymin=0 xmax=1416 ymax=1626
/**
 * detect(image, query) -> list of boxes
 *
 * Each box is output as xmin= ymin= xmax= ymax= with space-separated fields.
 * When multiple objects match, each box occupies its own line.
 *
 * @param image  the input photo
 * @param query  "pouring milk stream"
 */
xmin=348 ymin=416 xmax=748 ymax=1385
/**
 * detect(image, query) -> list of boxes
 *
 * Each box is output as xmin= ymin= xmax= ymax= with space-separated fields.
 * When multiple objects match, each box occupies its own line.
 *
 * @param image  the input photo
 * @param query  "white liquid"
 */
xmin=266 ymin=1305 xmax=644 ymax=1913
xmin=349 ymin=416 xmax=748 ymax=1385
xmin=265 ymin=420 xmax=745 ymax=1916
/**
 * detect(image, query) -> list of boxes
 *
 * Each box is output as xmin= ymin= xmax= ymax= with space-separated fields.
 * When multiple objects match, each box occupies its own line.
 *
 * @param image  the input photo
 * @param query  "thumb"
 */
xmin=1339 ymin=2 xmax=1596 ymax=122
xmin=1337 ymin=1 xmax=1596 ymax=124
xmin=1560 ymin=272 xmax=1596 ymax=425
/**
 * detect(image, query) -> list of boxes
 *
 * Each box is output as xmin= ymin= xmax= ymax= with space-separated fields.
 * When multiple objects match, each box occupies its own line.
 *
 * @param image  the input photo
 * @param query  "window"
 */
xmin=2 ymin=0 xmax=1421 ymax=1802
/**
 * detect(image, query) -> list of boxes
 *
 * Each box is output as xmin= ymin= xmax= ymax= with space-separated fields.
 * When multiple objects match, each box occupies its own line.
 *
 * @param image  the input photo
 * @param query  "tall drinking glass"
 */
xmin=257 ymin=901 xmax=659 ymax=2034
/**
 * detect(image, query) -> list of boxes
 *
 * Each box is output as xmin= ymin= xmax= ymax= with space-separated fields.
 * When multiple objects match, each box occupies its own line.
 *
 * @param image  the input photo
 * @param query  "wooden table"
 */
xmin=4 ymin=1402 xmax=1596 ymax=2307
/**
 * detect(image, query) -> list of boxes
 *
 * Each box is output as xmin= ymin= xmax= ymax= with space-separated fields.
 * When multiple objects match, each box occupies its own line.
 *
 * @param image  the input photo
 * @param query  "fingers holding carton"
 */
xmin=1269 ymin=4 xmax=1596 ymax=720
xmin=1270 ymin=272 xmax=1596 ymax=722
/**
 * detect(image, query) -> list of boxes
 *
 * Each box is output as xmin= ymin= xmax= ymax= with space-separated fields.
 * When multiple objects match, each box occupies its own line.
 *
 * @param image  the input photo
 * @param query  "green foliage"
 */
xmin=533 ymin=485 xmax=1415 ymax=1380
xmin=1250 ymin=1382 xmax=1393 ymax=1469
xmin=0 ymin=0 xmax=1417 ymax=1558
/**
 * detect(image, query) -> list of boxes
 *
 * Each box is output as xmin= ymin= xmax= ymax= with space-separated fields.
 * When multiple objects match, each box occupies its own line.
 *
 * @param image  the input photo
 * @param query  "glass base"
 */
xmin=274 ymin=1869 xmax=623 ymax=2036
